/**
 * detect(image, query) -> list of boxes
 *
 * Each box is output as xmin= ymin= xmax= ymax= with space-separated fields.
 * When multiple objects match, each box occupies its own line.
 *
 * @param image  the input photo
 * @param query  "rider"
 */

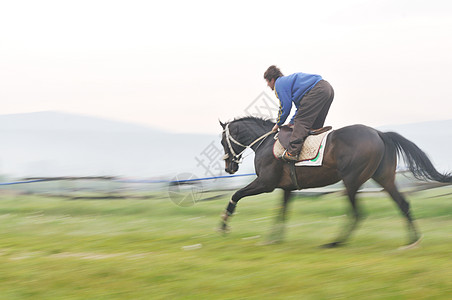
xmin=264 ymin=65 xmax=334 ymax=162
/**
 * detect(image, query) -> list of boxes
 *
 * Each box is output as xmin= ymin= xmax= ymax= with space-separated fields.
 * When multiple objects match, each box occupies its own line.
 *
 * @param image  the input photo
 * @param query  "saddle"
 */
xmin=277 ymin=126 xmax=332 ymax=149
xmin=273 ymin=125 xmax=333 ymax=164
xmin=273 ymin=125 xmax=332 ymax=190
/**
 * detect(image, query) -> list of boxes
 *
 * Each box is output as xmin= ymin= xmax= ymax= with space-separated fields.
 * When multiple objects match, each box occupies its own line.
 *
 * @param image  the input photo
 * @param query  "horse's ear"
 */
xmin=219 ymin=119 xmax=226 ymax=129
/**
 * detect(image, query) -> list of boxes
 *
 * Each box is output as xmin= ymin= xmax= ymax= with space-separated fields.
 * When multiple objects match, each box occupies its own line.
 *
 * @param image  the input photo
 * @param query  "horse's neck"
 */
xmin=235 ymin=121 xmax=271 ymax=145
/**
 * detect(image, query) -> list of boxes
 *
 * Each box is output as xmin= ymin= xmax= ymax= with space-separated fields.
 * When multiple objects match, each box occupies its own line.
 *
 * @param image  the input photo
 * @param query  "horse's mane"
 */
xmin=231 ymin=116 xmax=275 ymax=127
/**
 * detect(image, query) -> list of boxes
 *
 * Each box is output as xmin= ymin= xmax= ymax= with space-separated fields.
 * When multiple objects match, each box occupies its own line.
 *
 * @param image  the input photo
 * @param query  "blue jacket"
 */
xmin=275 ymin=72 xmax=322 ymax=125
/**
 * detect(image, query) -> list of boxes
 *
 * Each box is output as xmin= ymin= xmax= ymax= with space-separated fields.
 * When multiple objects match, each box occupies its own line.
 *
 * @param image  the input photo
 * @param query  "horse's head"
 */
xmin=219 ymin=120 xmax=241 ymax=174
xmin=219 ymin=117 xmax=274 ymax=174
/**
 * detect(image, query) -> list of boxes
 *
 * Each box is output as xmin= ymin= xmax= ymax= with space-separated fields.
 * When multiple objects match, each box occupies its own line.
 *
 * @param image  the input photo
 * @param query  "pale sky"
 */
xmin=1 ymin=0 xmax=451 ymax=134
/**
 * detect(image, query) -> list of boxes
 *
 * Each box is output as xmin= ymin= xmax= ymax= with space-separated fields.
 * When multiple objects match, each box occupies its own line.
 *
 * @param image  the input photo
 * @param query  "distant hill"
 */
xmin=0 ymin=111 xmax=162 ymax=133
xmin=0 ymin=111 xmax=229 ymax=179
xmin=0 ymin=112 xmax=450 ymax=179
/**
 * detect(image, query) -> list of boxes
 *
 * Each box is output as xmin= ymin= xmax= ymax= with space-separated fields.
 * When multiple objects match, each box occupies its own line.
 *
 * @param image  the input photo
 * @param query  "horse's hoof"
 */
xmin=216 ymin=224 xmax=230 ymax=235
xmin=217 ymin=229 xmax=229 ymax=236
xmin=257 ymin=239 xmax=282 ymax=246
xmin=398 ymin=235 xmax=423 ymax=251
xmin=320 ymin=242 xmax=343 ymax=249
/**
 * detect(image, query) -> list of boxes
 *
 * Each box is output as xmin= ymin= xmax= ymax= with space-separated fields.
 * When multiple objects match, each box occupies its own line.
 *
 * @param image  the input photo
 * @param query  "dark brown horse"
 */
xmin=219 ymin=117 xmax=451 ymax=248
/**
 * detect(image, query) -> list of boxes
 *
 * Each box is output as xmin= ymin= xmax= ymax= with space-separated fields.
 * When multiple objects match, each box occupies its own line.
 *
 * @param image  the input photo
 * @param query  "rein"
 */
xmin=223 ymin=123 xmax=274 ymax=163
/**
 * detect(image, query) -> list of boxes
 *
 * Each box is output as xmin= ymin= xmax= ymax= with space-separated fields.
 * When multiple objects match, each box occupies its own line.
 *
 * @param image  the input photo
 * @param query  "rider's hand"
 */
xmin=272 ymin=124 xmax=279 ymax=132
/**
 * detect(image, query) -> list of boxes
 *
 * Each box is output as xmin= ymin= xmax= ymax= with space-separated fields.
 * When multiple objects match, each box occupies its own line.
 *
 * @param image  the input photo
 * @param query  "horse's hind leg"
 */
xmin=373 ymin=176 xmax=421 ymax=246
xmin=322 ymin=156 xmax=383 ymax=248
xmin=372 ymin=145 xmax=421 ymax=247
xmin=322 ymin=181 xmax=363 ymax=248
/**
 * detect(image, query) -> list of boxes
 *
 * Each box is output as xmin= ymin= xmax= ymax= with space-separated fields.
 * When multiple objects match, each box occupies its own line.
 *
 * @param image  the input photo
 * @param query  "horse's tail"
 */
xmin=380 ymin=131 xmax=452 ymax=183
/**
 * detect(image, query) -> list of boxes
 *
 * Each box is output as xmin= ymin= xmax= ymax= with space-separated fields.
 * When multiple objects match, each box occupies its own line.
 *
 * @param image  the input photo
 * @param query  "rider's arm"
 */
xmin=274 ymin=78 xmax=293 ymax=126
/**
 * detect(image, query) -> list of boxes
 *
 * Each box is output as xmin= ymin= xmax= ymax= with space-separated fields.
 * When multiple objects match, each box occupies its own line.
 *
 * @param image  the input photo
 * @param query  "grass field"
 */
xmin=0 ymin=186 xmax=451 ymax=299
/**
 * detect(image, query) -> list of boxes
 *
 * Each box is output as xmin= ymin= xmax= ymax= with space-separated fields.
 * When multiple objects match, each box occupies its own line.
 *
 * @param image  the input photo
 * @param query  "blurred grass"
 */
xmin=0 ymin=186 xmax=451 ymax=299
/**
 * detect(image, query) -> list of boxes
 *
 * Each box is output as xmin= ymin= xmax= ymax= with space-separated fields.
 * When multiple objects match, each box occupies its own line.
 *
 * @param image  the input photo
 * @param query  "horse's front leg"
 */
xmin=266 ymin=189 xmax=293 ymax=244
xmin=219 ymin=177 xmax=275 ymax=233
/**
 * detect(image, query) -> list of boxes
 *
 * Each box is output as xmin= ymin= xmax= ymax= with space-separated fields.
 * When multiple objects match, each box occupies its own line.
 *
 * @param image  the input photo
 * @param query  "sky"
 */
xmin=1 ymin=0 xmax=451 ymax=134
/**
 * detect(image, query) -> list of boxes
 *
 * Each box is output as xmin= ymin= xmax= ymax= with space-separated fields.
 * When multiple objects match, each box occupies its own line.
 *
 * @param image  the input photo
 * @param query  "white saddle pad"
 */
xmin=273 ymin=130 xmax=332 ymax=166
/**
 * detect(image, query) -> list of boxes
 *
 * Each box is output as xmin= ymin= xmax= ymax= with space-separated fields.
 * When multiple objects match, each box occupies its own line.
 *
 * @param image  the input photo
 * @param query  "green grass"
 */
xmin=0 ymin=187 xmax=451 ymax=299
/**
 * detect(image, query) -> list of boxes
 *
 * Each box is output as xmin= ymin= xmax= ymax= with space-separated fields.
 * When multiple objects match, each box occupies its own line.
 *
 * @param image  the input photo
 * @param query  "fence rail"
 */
xmin=0 ymin=173 xmax=257 ymax=186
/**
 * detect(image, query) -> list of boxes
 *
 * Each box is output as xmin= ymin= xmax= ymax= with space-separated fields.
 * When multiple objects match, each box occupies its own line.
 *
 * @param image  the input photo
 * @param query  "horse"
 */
xmin=218 ymin=116 xmax=452 ymax=248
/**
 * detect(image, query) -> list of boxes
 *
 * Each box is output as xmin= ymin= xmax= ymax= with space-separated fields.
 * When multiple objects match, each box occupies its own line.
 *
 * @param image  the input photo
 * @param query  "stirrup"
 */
xmin=282 ymin=150 xmax=298 ymax=162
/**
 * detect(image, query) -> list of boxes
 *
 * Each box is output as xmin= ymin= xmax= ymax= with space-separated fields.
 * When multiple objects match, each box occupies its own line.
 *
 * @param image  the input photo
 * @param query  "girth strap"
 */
xmin=289 ymin=163 xmax=300 ymax=190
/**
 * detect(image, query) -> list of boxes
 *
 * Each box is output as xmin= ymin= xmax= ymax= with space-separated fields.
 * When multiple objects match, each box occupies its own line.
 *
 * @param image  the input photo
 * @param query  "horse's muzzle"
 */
xmin=225 ymin=168 xmax=237 ymax=175
xmin=225 ymin=162 xmax=239 ymax=174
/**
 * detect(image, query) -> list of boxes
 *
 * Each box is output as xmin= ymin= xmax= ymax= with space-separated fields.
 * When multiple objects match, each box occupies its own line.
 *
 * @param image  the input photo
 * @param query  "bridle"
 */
xmin=222 ymin=123 xmax=274 ymax=164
